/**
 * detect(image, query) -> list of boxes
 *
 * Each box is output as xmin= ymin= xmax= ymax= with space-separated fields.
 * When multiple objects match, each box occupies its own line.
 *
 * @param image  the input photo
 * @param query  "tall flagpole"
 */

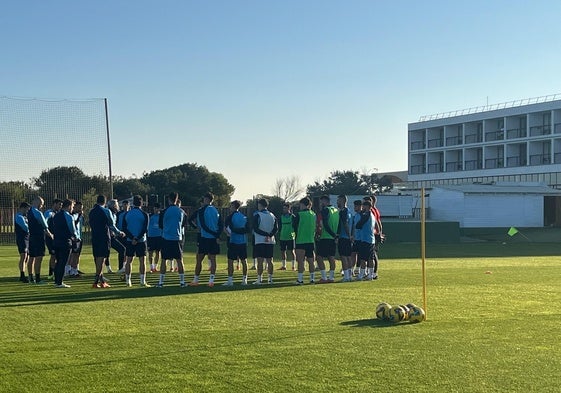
xmin=421 ymin=187 xmax=427 ymax=319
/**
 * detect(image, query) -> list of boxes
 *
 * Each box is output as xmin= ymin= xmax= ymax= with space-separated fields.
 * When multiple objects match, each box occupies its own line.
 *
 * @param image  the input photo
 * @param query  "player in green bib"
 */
xmin=292 ymin=197 xmax=317 ymax=284
xmin=278 ymin=203 xmax=296 ymax=270
xmin=317 ymin=195 xmax=340 ymax=283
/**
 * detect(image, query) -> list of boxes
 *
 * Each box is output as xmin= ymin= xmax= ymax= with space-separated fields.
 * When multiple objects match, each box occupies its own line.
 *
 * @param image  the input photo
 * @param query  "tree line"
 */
xmin=0 ymin=164 xmax=393 ymax=212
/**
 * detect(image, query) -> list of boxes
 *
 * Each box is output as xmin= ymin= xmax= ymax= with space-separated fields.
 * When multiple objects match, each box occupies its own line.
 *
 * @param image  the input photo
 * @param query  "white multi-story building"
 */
xmin=407 ymin=95 xmax=561 ymax=189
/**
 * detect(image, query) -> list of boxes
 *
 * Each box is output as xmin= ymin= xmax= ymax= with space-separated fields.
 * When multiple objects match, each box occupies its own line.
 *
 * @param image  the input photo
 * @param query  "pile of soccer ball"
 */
xmin=375 ymin=302 xmax=425 ymax=324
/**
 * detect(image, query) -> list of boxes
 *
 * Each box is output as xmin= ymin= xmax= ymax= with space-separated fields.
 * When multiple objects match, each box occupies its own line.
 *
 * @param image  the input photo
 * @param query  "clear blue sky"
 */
xmin=2 ymin=0 xmax=561 ymax=201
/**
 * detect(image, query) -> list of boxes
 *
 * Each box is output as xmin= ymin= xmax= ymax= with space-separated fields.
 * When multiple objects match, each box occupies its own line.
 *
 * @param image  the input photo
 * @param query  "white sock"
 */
xmin=139 ymin=274 xmax=145 ymax=284
xmin=192 ymin=275 xmax=199 ymax=282
xmin=268 ymin=274 xmax=273 ymax=282
xmin=242 ymin=275 xmax=247 ymax=283
xmin=159 ymin=274 xmax=165 ymax=285
xmin=310 ymin=272 xmax=315 ymax=281
xmin=257 ymin=274 xmax=262 ymax=283
xmin=291 ymin=260 xmax=296 ymax=269
xmin=179 ymin=273 xmax=185 ymax=283
xmin=321 ymin=270 xmax=327 ymax=280
xmin=281 ymin=259 xmax=286 ymax=268
xmin=209 ymin=274 xmax=215 ymax=283
xmin=125 ymin=274 xmax=131 ymax=283
xmin=227 ymin=276 xmax=233 ymax=284
xmin=329 ymin=270 xmax=335 ymax=280
xmin=297 ymin=272 xmax=303 ymax=282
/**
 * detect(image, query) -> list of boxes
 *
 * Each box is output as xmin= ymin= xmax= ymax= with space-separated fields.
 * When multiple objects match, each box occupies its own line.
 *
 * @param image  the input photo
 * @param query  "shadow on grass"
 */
xmin=0 ymin=274 xmax=337 ymax=308
xmin=379 ymin=241 xmax=561 ymax=259
xmin=339 ymin=318 xmax=403 ymax=329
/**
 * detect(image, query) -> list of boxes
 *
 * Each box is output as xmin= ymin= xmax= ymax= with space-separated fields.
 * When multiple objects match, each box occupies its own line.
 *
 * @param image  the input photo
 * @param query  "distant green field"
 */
xmin=1 ymin=242 xmax=560 ymax=392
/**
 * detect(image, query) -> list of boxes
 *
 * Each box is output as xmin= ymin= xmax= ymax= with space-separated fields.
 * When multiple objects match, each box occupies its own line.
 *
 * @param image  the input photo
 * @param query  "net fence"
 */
xmin=0 ymin=96 xmax=111 ymax=243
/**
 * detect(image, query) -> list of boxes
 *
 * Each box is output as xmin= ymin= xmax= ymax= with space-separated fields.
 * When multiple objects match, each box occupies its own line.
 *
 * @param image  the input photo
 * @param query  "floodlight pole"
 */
xmin=421 ymin=187 xmax=427 ymax=319
xmin=104 ymin=98 xmax=114 ymax=199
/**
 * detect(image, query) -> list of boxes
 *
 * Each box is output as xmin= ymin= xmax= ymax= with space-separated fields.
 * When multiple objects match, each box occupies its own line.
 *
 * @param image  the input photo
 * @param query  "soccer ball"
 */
xmin=388 ymin=305 xmax=407 ymax=323
xmin=375 ymin=302 xmax=392 ymax=321
xmin=406 ymin=303 xmax=417 ymax=310
xmin=408 ymin=306 xmax=426 ymax=323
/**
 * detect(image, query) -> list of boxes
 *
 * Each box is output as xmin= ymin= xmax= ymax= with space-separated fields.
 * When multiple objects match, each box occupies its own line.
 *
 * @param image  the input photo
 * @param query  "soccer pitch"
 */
xmin=0 ymin=243 xmax=559 ymax=393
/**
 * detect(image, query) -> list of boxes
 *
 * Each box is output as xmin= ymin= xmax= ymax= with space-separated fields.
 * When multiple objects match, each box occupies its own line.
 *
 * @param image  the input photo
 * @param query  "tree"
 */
xmin=141 ymin=163 xmax=235 ymax=207
xmin=0 ymin=181 xmax=34 ymax=208
xmin=307 ymin=170 xmax=368 ymax=196
xmin=113 ymin=177 xmax=152 ymax=200
xmin=245 ymin=195 xmax=284 ymax=219
xmin=306 ymin=170 xmax=389 ymax=196
xmin=32 ymin=166 xmax=110 ymax=204
xmin=272 ymin=175 xmax=304 ymax=202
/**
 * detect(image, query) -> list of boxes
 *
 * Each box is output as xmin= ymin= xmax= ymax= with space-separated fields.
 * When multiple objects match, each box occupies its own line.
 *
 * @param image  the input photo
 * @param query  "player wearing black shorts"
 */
xmin=278 ymin=203 xmax=296 ymax=271
xmin=122 ymin=195 xmax=150 ymax=287
xmin=223 ymin=200 xmax=250 ymax=286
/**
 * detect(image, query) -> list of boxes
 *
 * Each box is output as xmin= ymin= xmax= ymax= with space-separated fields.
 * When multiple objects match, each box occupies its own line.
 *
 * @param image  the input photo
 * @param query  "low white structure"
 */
xmin=328 ymin=194 xmax=416 ymax=218
xmin=429 ymin=183 xmax=561 ymax=228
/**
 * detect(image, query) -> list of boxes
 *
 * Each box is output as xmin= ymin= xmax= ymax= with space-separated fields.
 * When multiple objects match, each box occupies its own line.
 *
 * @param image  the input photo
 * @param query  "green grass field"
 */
xmin=1 ymin=242 xmax=560 ymax=392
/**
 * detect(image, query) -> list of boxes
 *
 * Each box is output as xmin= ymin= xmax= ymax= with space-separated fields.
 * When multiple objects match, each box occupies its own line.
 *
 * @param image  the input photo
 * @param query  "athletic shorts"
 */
xmin=227 ymin=243 xmax=248 ymax=260
xmin=337 ymin=238 xmax=352 ymax=257
xmin=351 ymin=240 xmax=361 ymax=253
xmin=161 ymin=239 xmax=183 ymax=260
xmin=279 ymin=239 xmax=295 ymax=251
xmin=126 ymin=241 xmax=148 ymax=257
xmin=16 ymin=236 xmax=29 ymax=254
xmin=254 ymin=243 xmax=274 ymax=259
xmin=198 ymin=237 xmax=220 ymax=255
xmin=295 ymin=243 xmax=315 ymax=258
xmin=317 ymin=238 xmax=336 ymax=258
xmin=92 ymin=237 xmax=111 ymax=258
xmin=147 ymin=236 xmax=163 ymax=252
xmin=359 ymin=242 xmax=375 ymax=262
xmin=71 ymin=239 xmax=83 ymax=254
xmin=45 ymin=236 xmax=55 ymax=255
xmin=28 ymin=235 xmax=46 ymax=258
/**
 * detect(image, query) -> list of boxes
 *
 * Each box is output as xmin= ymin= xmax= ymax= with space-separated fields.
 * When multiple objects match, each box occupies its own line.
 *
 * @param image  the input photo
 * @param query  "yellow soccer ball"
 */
xmin=408 ymin=306 xmax=426 ymax=323
xmin=375 ymin=302 xmax=392 ymax=321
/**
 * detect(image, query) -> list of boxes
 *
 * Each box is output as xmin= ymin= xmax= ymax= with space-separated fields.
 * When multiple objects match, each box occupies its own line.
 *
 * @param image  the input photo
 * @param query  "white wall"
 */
xmin=429 ymin=188 xmax=544 ymax=227
xmin=428 ymin=188 xmax=465 ymax=226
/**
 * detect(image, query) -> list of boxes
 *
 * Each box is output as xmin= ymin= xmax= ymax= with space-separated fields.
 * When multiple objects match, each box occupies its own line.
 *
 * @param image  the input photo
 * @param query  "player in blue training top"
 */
xmin=15 ymin=202 xmax=31 ymax=283
xmin=27 ymin=197 xmax=53 ymax=284
xmin=51 ymin=199 xmax=78 ymax=288
xmin=44 ymin=198 xmax=62 ymax=281
xmin=355 ymin=200 xmax=377 ymax=280
xmin=350 ymin=200 xmax=363 ymax=277
xmin=189 ymin=192 xmax=223 ymax=288
xmin=122 ymin=195 xmax=150 ymax=287
xmin=157 ymin=192 xmax=187 ymax=287
xmin=147 ymin=202 xmax=163 ymax=273
xmin=252 ymin=198 xmax=278 ymax=285
xmin=223 ymin=200 xmax=250 ymax=286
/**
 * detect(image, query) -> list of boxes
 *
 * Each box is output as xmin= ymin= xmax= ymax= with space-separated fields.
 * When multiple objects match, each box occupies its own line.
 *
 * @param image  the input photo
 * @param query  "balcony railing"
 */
xmin=529 ymin=154 xmax=551 ymax=165
xmin=485 ymin=158 xmax=504 ymax=169
xmin=427 ymin=163 xmax=443 ymax=173
xmin=529 ymin=125 xmax=552 ymax=136
xmin=464 ymin=160 xmax=483 ymax=170
xmin=506 ymin=156 xmax=526 ymax=167
xmin=555 ymin=152 xmax=561 ymax=163
xmin=427 ymin=138 xmax=443 ymax=148
xmin=445 ymin=136 xmax=462 ymax=146
xmin=410 ymin=165 xmax=426 ymax=174
xmin=506 ymin=128 xmax=526 ymax=139
xmin=410 ymin=141 xmax=426 ymax=150
xmin=446 ymin=161 xmax=462 ymax=172
xmin=465 ymin=134 xmax=482 ymax=144
xmin=555 ymin=123 xmax=561 ymax=134
xmin=485 ymin=130 xmax=504 ymax=141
